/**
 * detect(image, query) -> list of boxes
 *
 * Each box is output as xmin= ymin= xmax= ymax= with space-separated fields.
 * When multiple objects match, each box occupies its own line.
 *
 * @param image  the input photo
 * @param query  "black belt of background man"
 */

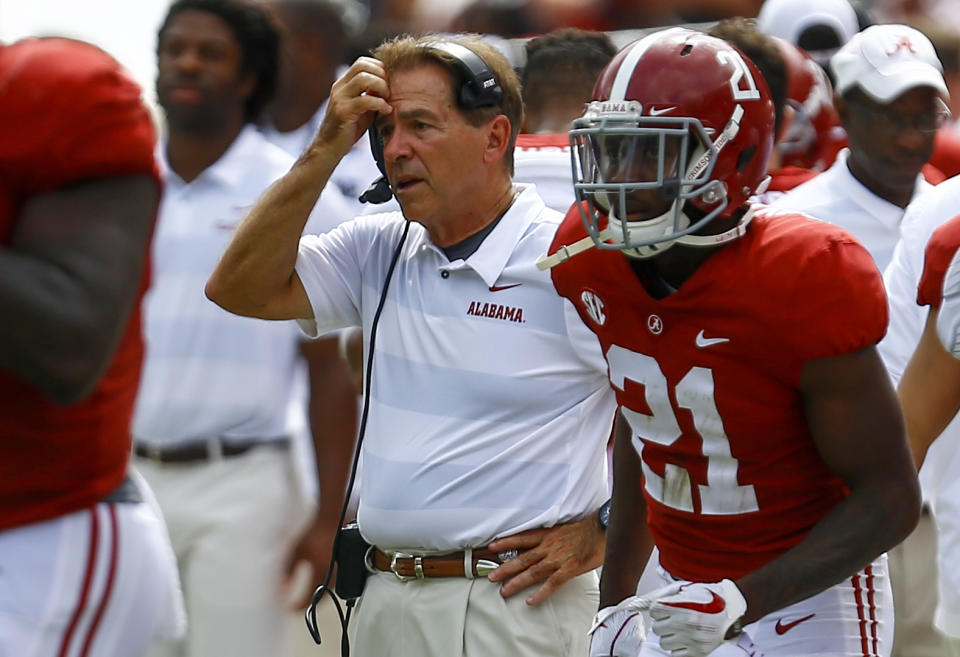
xmin=134 ymin=436 xmax=290 ymax=464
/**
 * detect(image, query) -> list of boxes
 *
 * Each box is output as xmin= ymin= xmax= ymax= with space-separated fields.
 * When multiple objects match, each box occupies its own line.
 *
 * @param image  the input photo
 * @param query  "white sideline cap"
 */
xmin=831 ymin=24 xmax=948 ymax=103
xmin=757 ymin=0 xmax=859 ymax=64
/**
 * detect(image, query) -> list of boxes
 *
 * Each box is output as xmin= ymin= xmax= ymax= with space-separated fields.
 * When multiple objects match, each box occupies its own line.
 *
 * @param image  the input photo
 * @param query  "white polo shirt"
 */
xmin=295 ymin=184 xmax=616 ymax=550
xmin=770 ymin=149 xmax=931 ymax=271
xmin=133 ymin=126 xmax=353 ymax=446
xmin=879 ymin=174 xmax=960 ymax=637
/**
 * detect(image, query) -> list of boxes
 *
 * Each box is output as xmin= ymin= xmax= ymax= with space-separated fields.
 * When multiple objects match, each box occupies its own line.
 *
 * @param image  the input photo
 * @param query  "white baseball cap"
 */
xmin=757 ymin=0 xmax=859 ymax=62
xmin=831 ymin=24 xmax=948 ymax=103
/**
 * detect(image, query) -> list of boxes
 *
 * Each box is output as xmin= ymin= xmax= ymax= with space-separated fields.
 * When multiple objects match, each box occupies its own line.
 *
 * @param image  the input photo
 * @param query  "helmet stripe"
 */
xmin=610 ymin=27 xmax=687 ymax=102
xmin=609 ymin=35 xmax=656 ymax=101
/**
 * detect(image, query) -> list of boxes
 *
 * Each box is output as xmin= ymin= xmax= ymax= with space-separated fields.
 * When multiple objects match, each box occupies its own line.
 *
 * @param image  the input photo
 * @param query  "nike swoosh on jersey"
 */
xmin=695 ymin=330 xmax=730 ymax=348
xmin=489 ymin=283 xmax=522 ymax=292
xmin=661 ymin=591 xmax=725 ymax=614
xmin=775 ymin=613 xmax=815 ymax=635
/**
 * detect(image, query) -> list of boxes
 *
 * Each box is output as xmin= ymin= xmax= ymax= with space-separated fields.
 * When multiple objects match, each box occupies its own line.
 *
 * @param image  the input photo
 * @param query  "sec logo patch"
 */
xmin=580 ymin=290 xmax=606 ymax=326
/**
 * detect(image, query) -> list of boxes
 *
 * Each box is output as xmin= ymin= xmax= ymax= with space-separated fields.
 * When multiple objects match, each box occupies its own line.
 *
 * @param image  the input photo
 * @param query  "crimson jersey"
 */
xmin=930 ymin=127 xmax=960 ymax=180
xmin=766 ymin=165 xmax=818 ymax=193
xmin=918 ymin=214 xmax=960 ymax=309
xmin=550 ymin=206 xmax=887 ymax=581
xmin=0 ymin=38 xmax=158 ymax=530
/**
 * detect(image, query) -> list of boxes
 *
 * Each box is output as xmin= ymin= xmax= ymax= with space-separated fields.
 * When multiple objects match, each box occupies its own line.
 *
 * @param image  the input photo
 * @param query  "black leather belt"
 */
xmin=134 ymin=436 xmax=290 ymax=464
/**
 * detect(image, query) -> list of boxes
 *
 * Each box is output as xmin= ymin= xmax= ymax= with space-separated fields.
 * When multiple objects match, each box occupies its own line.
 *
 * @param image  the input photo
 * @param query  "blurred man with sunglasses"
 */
xmin=770 ymin=23 xmax=950 ymax=272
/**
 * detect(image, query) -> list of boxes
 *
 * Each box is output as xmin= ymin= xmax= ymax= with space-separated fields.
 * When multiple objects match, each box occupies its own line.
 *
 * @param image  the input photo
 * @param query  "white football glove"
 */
xmin=637 ymin=579 xmax=747 ymax=657
xmin=588 ymin=597 xmax=646 ymax=657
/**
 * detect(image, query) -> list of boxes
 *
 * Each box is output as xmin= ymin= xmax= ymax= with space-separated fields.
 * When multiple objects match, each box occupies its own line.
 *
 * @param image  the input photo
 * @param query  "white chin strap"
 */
xmin=536 ymin=229 xmax=614 ymax=270
xmin=535 ymin=207 xmax=755 ymax=271
xmin=673 ymin=205 xmax=755 ymax=248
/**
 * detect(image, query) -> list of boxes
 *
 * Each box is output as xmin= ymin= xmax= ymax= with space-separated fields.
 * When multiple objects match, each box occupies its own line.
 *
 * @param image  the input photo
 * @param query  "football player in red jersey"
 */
xmin=542 ymin=28 xmax=920 ymax=657
xmin=773 ymin=37 xmax=846 ymax=175
xmin=0 ymin=37 xmax=184 ymax=656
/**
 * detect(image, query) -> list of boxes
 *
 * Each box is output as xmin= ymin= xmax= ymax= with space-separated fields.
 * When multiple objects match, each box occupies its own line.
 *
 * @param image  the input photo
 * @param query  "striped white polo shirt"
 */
xmin=133 ymin=126 xmax=353 ymax=446
xmin=295 ymin=184 xmax=616 ymax=550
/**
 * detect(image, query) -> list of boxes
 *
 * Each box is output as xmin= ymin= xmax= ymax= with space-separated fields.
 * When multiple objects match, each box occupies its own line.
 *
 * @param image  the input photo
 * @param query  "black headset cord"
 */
xmin=305 ymin=220 xmax=411 ymax=657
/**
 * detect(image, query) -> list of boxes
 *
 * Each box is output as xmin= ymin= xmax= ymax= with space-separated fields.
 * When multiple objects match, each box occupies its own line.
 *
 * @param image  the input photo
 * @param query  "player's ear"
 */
xmin=483 ymin=115 xmax=511 ymax=166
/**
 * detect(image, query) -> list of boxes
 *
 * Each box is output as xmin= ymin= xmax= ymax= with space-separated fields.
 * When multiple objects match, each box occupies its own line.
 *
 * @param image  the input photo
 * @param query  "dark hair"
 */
xmin=157 ymin=0 xmax=280 ymax=121
xmin=521 ymin=28 xmax=617 ymax=114
xmin=710 ymin=18 xmax=788 ymax=138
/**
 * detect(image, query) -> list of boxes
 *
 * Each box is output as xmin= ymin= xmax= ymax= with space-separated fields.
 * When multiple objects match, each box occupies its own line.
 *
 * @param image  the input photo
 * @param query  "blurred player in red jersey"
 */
xmin=541 ymin=27 xmax=919 ymax=657
xmin=772 ymin=38 xmax=846 ymax=176
xmin=0 ymin=37 xmax=184 ymax=656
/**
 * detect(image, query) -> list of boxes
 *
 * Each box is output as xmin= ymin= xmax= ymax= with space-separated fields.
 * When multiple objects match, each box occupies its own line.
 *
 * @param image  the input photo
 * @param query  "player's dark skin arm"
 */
xmin=0 ymin=175 xmax=159 ymax=404
xmin=282 ymin=335 xmax=360 ymax=607
xmin=898 ymin=308 xmax=960 ymax=468
xmin=599 ymin=410 xmax=657 ymax=608
xmin=735 ymin=345 xmax=921 ymax=623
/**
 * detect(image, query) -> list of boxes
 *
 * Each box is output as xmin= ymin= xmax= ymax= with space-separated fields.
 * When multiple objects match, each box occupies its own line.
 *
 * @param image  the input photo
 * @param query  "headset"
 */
xmin=358 ymin=41 xmax=504 ymax=204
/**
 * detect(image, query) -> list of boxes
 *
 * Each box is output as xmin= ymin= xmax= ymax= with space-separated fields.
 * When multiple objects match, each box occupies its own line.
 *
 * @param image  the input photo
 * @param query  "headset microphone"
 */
xmin=359 ymin=175 xmax=393 ymax=204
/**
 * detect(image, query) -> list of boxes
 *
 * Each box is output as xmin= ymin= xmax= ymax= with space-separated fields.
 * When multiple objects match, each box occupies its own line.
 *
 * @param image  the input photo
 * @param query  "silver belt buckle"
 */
xmin=476 ymin=548 xmax=516 ymax=577
xmin=389 ymin=552 xmax=423 ymax=581
xmin=475 ymin=559 xmax=499 ymax=577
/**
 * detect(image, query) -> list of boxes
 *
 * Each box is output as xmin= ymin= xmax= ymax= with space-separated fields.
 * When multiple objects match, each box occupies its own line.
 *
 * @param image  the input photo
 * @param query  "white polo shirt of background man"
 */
xmin=133 ymin=125 xmax=354 ymax=657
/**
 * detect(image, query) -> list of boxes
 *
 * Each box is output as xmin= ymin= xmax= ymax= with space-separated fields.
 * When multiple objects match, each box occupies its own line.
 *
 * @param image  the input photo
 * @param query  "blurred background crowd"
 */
xmin=2 ymin=0 xmax=959 ymax=117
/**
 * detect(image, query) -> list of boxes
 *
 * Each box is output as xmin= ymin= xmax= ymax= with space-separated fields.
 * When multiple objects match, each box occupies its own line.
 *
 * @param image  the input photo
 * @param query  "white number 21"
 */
xmin=607 ymin=345 xmax=759 ymax=515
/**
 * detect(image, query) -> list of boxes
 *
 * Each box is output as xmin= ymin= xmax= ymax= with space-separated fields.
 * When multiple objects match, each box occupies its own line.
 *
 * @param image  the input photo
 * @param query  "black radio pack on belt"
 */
xmin=358 ymin=41 xmax=504 ymax=204
xmin=333 ymin=522 xmax=370 ymax=600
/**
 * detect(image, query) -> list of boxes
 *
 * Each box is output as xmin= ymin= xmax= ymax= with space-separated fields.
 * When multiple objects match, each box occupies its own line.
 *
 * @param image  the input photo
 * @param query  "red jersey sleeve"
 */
xmin=762 ymin=216 xmax=887 ymax=381
xmin=918 ymin=213 xmax=960 ymax=309
xmin=0 ymin=38 xmax=157 ymax=202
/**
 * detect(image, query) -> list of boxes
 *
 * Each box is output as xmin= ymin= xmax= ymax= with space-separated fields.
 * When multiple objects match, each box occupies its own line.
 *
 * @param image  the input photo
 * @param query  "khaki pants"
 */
xmin=947 ymin=637 xmax=960 ymax=657
xmin=140 ymin=446 xmax=311 ymax=657
xmin=350 ymin=568 xmax=599 ymax=657
xmin=890 ymin=509 xmax=950 ymax=657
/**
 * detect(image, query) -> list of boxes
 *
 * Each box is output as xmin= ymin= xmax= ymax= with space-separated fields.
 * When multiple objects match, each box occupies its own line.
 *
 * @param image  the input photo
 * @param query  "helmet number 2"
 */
xmin=716 ymin=50 xmax=760 ymax=102
xmin=607 ymin=344 xmax=759 ymax=515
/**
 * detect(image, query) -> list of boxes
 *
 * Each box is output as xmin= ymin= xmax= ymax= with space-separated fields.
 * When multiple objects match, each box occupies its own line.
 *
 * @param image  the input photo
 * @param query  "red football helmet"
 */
xmin=774 ymin=38 xmax=847 ymax=171
xmin=570 ymin=28 xmax=775 ymax=259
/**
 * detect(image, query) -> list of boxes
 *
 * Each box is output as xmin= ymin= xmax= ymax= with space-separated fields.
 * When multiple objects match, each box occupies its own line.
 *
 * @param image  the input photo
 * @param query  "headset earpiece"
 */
xmin=421 ymin=41 xmax=502 ymax=110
